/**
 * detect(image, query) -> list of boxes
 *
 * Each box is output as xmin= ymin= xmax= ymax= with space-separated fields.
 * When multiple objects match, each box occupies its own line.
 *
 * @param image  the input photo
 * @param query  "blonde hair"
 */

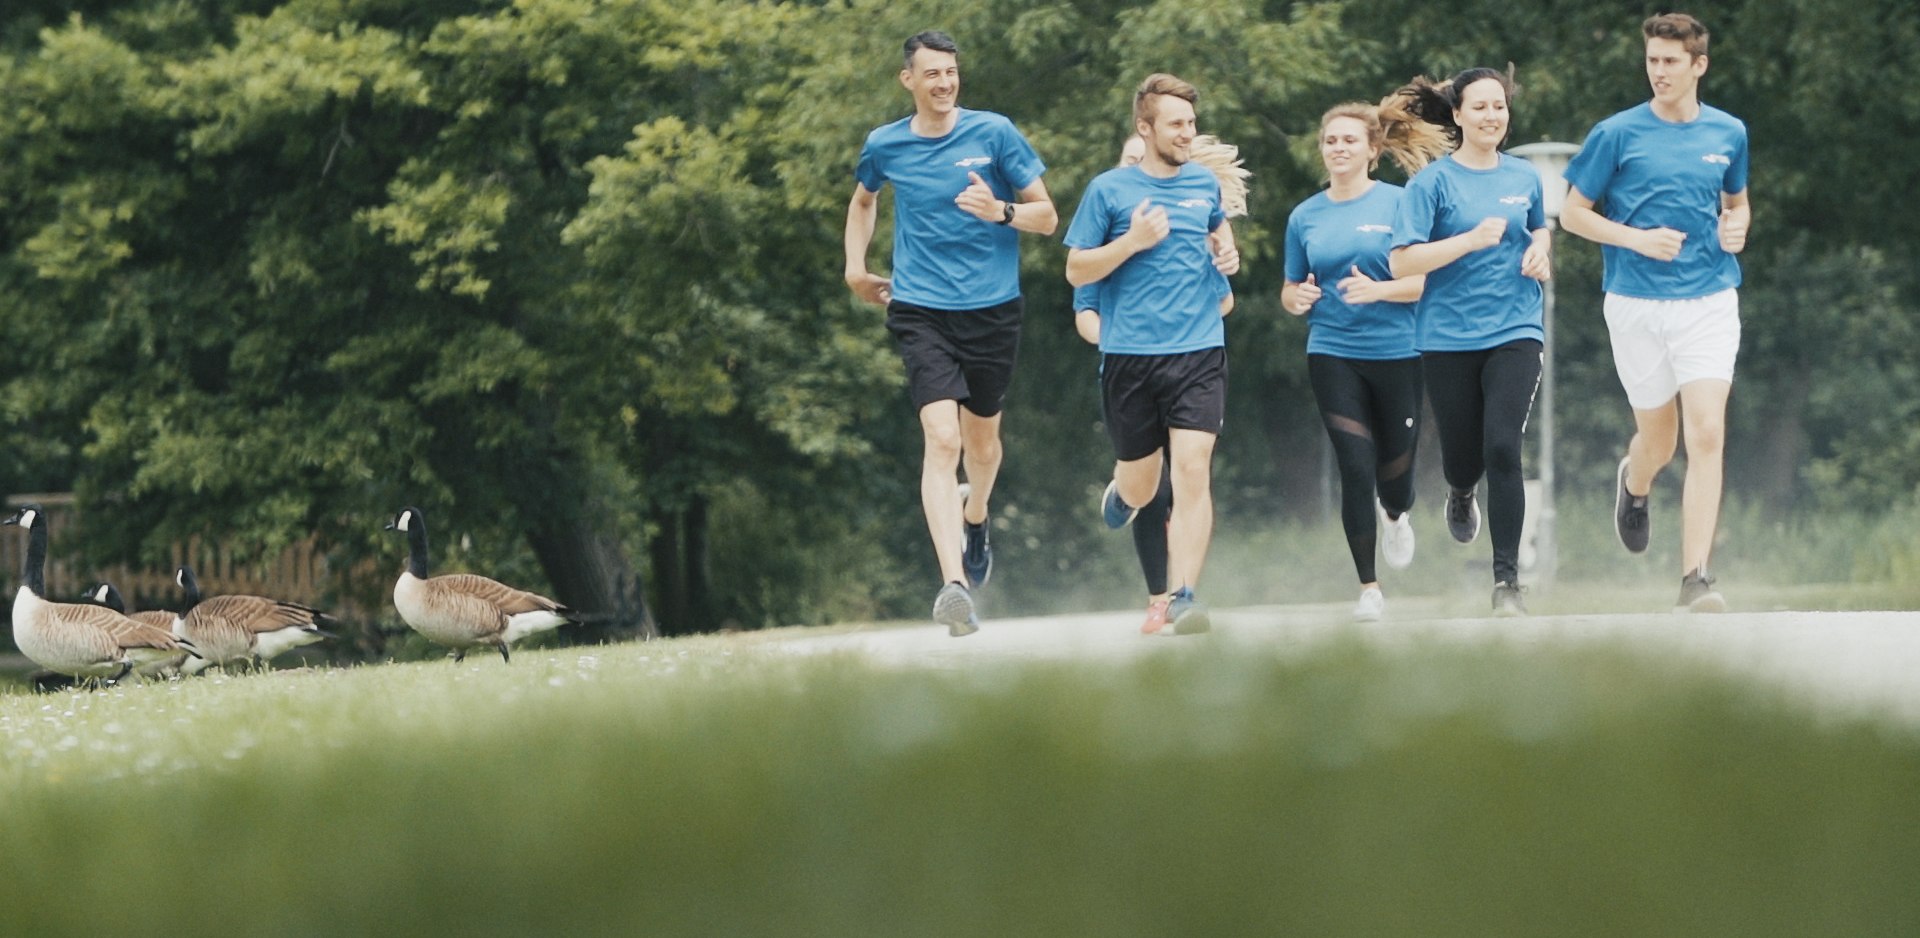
xmin=1332 ymin=96 xmax=1453 ymax=176
xmin=1188 ymin=135 xmax=1250 ymax=218
xmin=1133 ymin=73 xmax=1198 ymax=128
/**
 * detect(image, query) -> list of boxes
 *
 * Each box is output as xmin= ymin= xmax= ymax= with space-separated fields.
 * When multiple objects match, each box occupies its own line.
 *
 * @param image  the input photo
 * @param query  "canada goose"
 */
xmin=85 ymin=582 xmax=190 ymax=678
xmin=88 ymin=582 xmax=185 ymax=632
xmin=386 ymin=506 xmax=571 ymax=663
xmin=174 ymin=565 xmax=332 ymax=673
xmin=3 ymin=505 xmax=194 ymax=682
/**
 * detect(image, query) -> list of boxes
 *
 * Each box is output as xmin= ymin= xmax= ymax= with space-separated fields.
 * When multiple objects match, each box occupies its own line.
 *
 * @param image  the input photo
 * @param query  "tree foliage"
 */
xmin=1 ymin=0 xmax=1915 ymax=643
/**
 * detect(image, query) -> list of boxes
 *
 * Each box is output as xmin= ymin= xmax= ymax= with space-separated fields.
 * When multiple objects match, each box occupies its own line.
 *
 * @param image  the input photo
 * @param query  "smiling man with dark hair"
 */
xmin=843 ymin=30 xmax=1057 ymax=637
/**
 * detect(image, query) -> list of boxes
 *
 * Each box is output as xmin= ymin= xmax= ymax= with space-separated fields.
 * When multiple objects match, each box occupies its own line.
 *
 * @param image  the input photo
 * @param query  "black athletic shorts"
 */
xmin=1100 ymin=347 xmax=1228 ymax=462
xmin=884 ymin=297 xmax=1024 ymax=418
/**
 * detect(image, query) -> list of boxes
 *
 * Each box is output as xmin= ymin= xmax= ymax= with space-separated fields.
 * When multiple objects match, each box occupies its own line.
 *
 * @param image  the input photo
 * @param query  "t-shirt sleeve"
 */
xmin=1391 ymin=172 xmax=1439 ymax=250
xmin=1072 ymin=282 xmax=1101 ymax=313
xmin=1283 ymin=207 xmax=1309 ymax=283
xmin=1208 ymin=178 xmax=1227 ymax=232
xmin=997 ymin=120 xmax=1047 ymax=190
xmin=1063 ymin=179 xmax=1114 ymax=250
xmin=1563 ymin=122 xmax=1618 ymax=204
xmin=854 ymin=135 xmax=886 ymax=192
xmin=1527 ymin=170 xmax=1546 ymax=231
xmin=1725 ymin=124 xmax=1750 ymax=195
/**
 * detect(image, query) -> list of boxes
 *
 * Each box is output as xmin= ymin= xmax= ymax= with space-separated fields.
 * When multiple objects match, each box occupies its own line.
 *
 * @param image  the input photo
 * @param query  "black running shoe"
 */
xmin=956 ymin=481 xmax=991 ymax=589
xmin=1491 ymin=580 xmax=1526 ymax=617
xmin=1675 ymin=568 xmax=1726 ymax=613
xmin=962 ymin=520 xmax=992 ymax=590
xmin=1445 ymin=487 xmax=1480 ymax=544
xmin=1614 ymin=456 xmax=1651 ymax=554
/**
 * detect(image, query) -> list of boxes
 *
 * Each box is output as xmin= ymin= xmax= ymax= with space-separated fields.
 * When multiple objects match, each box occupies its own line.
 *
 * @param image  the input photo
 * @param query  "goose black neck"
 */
xmin=179 ymin=569 xmax=202 ymax=609
xmin=406 ymin=520 xmax=432 ymax=579
xmin=21 ymin=517 xmax=46 ymax=597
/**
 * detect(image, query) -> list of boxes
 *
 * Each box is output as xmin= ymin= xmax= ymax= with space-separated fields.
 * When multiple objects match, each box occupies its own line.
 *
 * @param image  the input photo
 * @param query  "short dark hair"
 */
xmin=1644 ymin=12 xmax=1709 ymax=58
xmin=903 ymin=31 xmax=958 ymax=69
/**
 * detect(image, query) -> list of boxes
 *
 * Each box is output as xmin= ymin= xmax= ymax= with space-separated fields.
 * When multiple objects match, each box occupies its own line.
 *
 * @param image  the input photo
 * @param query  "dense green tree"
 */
xmin=0 ymin=0 xmax=904 ymax=643
xmin=2 ymin=0 xmax=1916 ymax=651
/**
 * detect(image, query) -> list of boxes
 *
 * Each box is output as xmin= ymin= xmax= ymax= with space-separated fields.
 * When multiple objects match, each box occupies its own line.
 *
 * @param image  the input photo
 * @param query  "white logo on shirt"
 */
xmin=1176 ymin=198 xmax=1209 ymax=209
xmin=1702 ymin=153 xmax=1731 ymax=165
xmin=954 ymin=156 xmax=994 ymax=168
xmin=1356 ymin=224 xmax=1392 ymax=233
xmin=1499 ymin=195 xmax=1530 ymax=206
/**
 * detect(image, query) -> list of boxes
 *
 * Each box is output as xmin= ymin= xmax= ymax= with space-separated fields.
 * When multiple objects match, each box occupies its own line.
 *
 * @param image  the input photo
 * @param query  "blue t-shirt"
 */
xmin=1072 ymin=271 xmax=1229 ymax=313
xmin=1392 ymin=153 xmax=1546 ymax=352
xmin=855 ymin=108 xmax=1046 ymax=310
xmin=1284 ymin=182 xmax=1417 ymax=360
xmin=1564 ymin=102 xmax=1749 ymax=300
xmin=1072 ymin=282 xmax=1100 ymax=313
xmin=1063 ymin=162 xmax=1228 ymax=355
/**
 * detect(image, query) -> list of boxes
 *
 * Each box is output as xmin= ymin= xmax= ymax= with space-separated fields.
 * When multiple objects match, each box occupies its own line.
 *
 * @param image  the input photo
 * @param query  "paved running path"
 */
xmin=780 ymin=605 xmax=1920 ymax=724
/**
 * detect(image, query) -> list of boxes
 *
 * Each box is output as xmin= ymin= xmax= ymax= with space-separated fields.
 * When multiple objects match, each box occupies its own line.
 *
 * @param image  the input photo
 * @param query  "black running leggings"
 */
xmin=1131 ymin=459 xmax=1174 ymax=596
xmin=1421 ymin=340 xmax=1543 ymax=584
xmin=1308 ymin=354 xmax=1423 ymax=584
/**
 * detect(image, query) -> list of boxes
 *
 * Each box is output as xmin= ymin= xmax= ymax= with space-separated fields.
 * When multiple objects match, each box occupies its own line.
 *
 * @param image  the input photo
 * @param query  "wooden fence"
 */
xmin=0 ymin=493 xmax=372 ymax=618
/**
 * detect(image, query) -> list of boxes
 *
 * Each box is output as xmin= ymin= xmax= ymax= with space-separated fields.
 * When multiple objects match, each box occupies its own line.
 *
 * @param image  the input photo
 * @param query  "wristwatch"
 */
xmin=998 ymin=201 xmax=1016 ymax=225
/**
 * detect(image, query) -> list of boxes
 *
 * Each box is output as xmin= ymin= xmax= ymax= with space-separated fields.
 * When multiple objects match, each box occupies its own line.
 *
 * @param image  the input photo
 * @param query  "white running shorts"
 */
xmin=1602 ymin=288 xmax=1740 ymax=410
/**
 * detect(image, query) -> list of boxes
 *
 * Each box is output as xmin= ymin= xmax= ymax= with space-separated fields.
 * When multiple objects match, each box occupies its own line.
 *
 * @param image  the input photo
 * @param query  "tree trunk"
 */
xmin=649 ymin=504 xmax=689 ymax=637
xmin=685 ymin=494 xmax=713 ymax=630
xmin=527 ymin=518 xmax=655 ymax=643
xmin=1742 ymin=364 xmax=1811 ymax=510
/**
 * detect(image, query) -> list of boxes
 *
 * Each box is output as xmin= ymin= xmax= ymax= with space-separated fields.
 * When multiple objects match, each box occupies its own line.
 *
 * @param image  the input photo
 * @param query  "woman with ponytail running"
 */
xmin=1386 ymin=67 xmax=1551 ymax=616
xmin=1282 ymin=99 xmax=1449 ymax=620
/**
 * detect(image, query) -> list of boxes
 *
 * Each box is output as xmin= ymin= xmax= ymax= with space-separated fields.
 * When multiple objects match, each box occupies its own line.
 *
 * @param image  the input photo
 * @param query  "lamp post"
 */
xmin=1508 ymin=141 xmax=1580 ymax=587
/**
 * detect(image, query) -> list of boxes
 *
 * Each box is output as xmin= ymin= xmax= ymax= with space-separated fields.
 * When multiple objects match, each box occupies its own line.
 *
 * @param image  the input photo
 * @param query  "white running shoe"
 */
xmin=1378 ymin=500 xmax=1415 ymax=570
xmin=1352 ymin=585 xmax=1385 ymax=622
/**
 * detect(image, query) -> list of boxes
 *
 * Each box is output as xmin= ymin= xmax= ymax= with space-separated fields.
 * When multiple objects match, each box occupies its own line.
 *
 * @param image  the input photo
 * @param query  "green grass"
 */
xmin=2 ymin=631 xmax=1917 ymax=937
xmin=1097 ymin=490 xmax=1920 ymax=616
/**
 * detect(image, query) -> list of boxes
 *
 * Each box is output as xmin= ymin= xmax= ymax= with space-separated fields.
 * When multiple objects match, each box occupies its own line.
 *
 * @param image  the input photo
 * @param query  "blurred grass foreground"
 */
xmin=1 ymin=629 xmax=1916 ymax=937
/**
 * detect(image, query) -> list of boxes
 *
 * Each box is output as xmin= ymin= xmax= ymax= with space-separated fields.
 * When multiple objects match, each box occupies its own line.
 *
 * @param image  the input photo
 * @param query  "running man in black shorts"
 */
xmin=844 ymin=31 xmax=1057 ymax=635
xmin=1073 ymin=132 xmax=1245 ymax=633
xmin=1065 ymin=73 xmax=1240 ymax=635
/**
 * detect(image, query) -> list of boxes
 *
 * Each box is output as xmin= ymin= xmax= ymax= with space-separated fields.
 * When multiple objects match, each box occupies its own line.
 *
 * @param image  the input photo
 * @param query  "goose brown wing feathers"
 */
xmin=73 ymin=603 xmax=184 ymax=651
xmin=431 ymin=573 xmax=564 ymax=616
xmin=127 ymin=610 xmax=179 ymax=632
xmin=193 ymin=595 xmax=323 ymax=636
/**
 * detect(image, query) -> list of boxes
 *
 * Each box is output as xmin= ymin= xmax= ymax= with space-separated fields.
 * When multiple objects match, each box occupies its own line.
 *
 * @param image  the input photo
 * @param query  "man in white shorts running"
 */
xmin=1560 ymin=11 xmax=1750 ymax=612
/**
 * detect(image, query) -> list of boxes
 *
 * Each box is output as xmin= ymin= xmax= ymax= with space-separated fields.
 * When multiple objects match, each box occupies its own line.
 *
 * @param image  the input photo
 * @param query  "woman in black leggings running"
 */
xmin=1386 ymin=68 xmax=1552 ymax=616
xmin=1282 ymin=99 xmax=1449 ymax=620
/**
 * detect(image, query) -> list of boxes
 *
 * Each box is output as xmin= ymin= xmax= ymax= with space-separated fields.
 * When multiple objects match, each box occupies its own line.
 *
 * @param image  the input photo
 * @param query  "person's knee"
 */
xmin=1116 ymin=470 xmax=1162 ymax=507
xmin=1338 ymin=460 xmax=1374 ymax=495
xmin=1683 ymin=418 xmax=1726 ymax=459
xmin=1639 ymin=434 xmax=1679 ymax=468
xmin=1171 ymin=456 xmax=1212 ymax=499
xmin=1485 ymin=437 xmax=1524 ymax=475
xmin=963 ymin=430 xmax=1002 ymax=465
xmin=923 ymin=423 xmax=963 ymax=463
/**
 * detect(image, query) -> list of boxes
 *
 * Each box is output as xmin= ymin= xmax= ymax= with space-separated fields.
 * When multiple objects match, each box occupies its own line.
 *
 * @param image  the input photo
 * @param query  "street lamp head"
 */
xmin=1509 ymin=140 xmax=1582 ymax=220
